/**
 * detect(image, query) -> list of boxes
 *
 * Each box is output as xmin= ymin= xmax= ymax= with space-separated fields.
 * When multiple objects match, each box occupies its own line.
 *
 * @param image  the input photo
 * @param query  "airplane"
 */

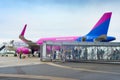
xmin=16 ymin=12 xmax=116 ymax=56
xmin=0 ymin=40 xmax=29 ymax=56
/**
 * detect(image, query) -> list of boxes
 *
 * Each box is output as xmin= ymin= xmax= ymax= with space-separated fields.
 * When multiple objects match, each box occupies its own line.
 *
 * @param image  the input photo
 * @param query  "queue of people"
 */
xmin=48 ymin=46 xmax=120 ymax=62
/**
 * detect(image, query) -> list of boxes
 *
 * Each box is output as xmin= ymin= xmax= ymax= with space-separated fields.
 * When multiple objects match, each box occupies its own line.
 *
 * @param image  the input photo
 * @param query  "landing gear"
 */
xmin=19 ymin=53 xmax=22 ymax=59
xmin=14 ymin=53 xmax=17 ymax=57
xmin=31 ymin=49 xmax=35 ymax=57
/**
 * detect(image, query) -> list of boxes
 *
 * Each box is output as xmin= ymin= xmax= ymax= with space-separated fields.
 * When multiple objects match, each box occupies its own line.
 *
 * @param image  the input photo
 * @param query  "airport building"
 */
xmin=40 ymin=41 xmax=120 ymax=62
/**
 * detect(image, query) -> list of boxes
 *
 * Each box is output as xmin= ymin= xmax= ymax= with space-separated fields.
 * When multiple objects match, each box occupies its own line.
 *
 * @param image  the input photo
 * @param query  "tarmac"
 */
xmin=0 ymin=54 xmax=120 ymax=80
xmin=0 ymin=54 xmax=76 ymax=80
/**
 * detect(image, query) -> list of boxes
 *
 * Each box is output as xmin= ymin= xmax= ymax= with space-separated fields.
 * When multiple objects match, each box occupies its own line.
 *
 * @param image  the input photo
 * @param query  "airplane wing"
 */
xmin=19 ymin=35 xmax=39 ymax=49
xmin=19 ymin=24 xmax=39 ymax=50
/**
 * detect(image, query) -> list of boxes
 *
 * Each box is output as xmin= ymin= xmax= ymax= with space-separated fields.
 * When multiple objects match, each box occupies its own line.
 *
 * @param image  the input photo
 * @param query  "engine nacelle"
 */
xmin=16 ymin=47 xmax=30 ymax=54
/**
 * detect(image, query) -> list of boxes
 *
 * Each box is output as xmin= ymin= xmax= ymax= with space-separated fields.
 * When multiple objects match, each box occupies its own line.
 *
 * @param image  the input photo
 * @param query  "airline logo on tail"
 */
xmin=76 ymin=12 xmax=116 ymax=42
xmin=87 ymin=12 xmax=111 ymax=36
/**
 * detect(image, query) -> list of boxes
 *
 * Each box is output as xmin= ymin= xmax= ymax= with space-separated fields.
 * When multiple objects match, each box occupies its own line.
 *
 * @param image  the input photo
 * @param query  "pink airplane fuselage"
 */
xmin=37 ymin=36 xmax=79 ymax=53
xmin=16 ymin=47 xmax=30 ymax=54
xmin=36 ymin=36 xmax=79 ymax=44
xmin=16 ymin=36 xmax=79 ymax=54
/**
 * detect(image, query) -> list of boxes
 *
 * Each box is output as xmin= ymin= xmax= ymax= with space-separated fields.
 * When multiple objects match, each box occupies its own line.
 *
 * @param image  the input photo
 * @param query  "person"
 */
xmin=84 ymin=48 xmax=88 ymax=60
xmin=100 ymin=49 xmax=104 ymax=60
xmin=78 ymin=48 xmax=82 ymax=60
xmin=19 ymin=51 xmax=22 ymax=59
xmin=97 ymin=48 xmax=100 ymax=60
xmin=91 ymin=49 xmax=94 ymax=60
xmin=53 ymin=51 xmax=56 ymax=60
xmin=61 ymin=51 xmax=66 ymax=63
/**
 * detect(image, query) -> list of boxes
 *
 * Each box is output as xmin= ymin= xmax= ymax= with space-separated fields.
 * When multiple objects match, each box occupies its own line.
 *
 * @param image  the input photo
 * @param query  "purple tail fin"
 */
xmin=86 ymin=12 xmax=112 ymax=36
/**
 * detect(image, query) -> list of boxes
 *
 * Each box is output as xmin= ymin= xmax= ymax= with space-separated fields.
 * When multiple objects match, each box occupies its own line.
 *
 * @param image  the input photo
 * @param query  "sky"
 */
xmin=0 ymin=0 xmax=120 ymax=43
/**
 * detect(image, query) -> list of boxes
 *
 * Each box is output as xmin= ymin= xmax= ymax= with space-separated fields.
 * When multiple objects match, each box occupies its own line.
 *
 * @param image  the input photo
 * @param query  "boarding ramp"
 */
xmin=0 ymin=45 xmax=8 ymax=56
xmin=40 ymin=42 xmax=120 ymax=63
xmin=0 ymin=43 xmax=14 ymax=57
xmin=0 ymin=45 xmax=5 ymax=51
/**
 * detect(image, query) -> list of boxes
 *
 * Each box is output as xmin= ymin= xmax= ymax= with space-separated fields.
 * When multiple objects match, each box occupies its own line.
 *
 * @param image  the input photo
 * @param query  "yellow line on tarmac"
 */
xmin=0 ymin=74 xmax=77 ymax=80
xmin=47 ymin=63 xmax=120 ymax=75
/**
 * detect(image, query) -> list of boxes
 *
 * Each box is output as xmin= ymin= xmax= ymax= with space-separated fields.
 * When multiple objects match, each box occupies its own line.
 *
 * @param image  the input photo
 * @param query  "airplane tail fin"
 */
xmin=86 ymin=12 xmax=112 ymax=36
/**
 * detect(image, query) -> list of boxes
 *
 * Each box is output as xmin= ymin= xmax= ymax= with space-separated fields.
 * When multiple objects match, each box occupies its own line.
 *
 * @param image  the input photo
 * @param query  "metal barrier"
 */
xmin=40 ymin=42 xmax=120 ymax=62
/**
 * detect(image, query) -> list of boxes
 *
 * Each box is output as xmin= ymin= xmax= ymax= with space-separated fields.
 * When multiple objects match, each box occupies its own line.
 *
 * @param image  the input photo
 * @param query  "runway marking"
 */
xmin=0 ymin=74 xmax=77 ymax=80
xmin=47 ymin=63 xmax=120 ymax=75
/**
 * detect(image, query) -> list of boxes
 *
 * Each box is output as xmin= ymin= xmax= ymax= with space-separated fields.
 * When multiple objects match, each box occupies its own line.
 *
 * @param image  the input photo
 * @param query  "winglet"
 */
xmin=20 ymin=24 xmax=27 ymax=36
